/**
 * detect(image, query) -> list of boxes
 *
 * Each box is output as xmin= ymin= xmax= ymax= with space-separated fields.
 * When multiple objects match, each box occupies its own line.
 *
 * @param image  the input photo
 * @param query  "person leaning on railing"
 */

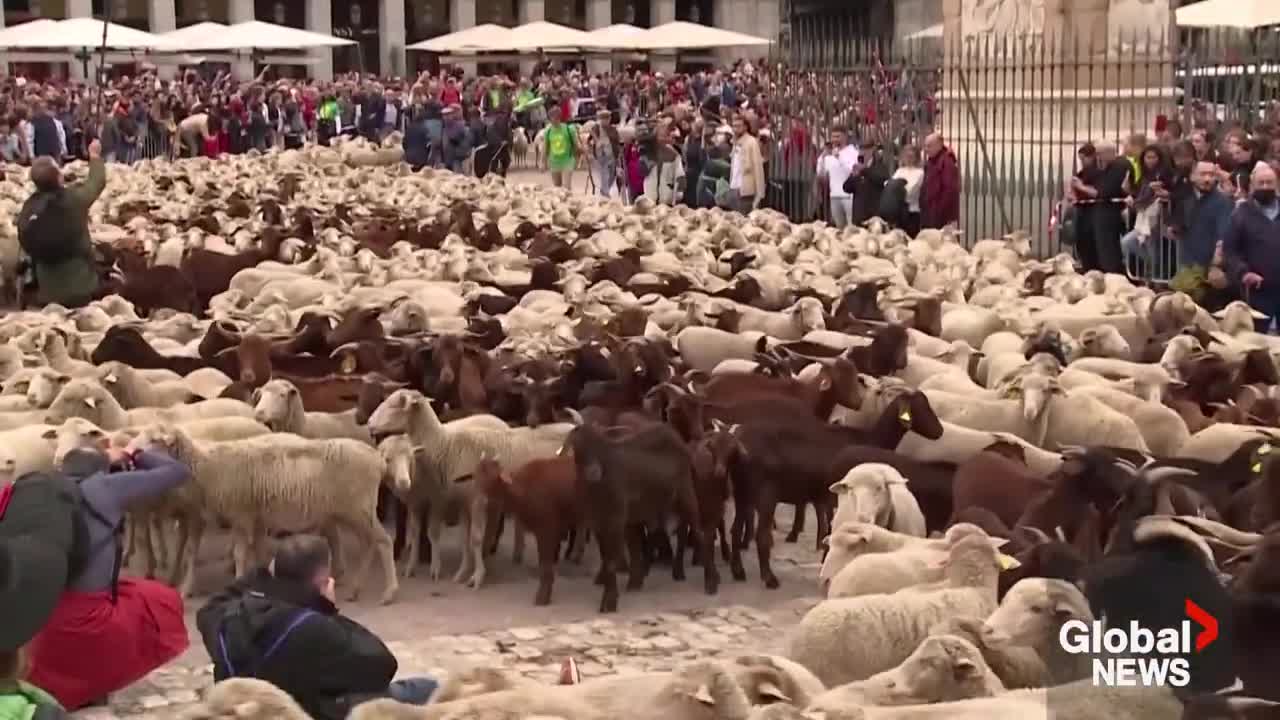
xmin=1169 ymin=160 xmax=1235 ymax=311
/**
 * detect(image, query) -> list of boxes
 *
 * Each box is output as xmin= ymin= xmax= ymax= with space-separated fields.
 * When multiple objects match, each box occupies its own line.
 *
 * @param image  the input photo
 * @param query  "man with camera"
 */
xmin=641 ymin=120 xmax=685 ymax=206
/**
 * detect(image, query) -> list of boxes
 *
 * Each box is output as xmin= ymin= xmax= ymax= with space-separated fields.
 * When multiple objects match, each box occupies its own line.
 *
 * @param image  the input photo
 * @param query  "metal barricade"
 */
xmin=1123 ymin=200 xmax=1179 ymax=287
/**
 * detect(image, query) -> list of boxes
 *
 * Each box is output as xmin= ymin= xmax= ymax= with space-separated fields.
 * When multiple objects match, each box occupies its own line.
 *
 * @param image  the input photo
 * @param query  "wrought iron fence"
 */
xmin=769 ymin=17 xmax=1280 ymax=265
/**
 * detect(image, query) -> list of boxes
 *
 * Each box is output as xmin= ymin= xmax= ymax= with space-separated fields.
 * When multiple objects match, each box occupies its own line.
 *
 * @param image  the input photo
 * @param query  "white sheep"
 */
xmin=676 ymin=327 xmax=770 ymax=374
xmin=1175 ymin=423 xmax=1280 ymax=463
xmin=819 ymin=523 xmax=1004 ymax=591
xmin=826 ymin=527 xmax=1012 ymax=600
xmin=96 ymin=362 xmax=199 ymax=408
xmin=126 ymin=424 xmax=397 ymax=604
xmin=1069 ymin=384 xmax=1190 ymax=456
xmin=251 ymin=379 xmax=371 ymax=443
xmin=829 ymin=464 xmax=927 ymax=538
xmin=802 ymin=682 xmax=1182 ymax=720
xmin=805 ymin=633 xmax=1004 ymax=712
xmin=23 ymin=367 xmax=72 ymax=408
xmin=980 ymin=577 xmax=1095 ymax=685
xmin=787 ymin=534 xmax=1003 ymax=687
xmin=368 ymin=389 xmax=564 ymax=588
xmin=43 ymin=379 xmax=255 ymax=430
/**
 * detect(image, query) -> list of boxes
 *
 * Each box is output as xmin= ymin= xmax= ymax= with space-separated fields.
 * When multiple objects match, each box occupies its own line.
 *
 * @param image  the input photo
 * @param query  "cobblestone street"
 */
xmin=74 ymin=508 xmax=824 ymax=719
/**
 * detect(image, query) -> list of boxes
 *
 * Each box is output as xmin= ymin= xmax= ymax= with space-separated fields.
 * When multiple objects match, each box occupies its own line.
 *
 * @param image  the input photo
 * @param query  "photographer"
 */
xmin=25 ymin=445 xmax=192 ymax=711
xmin=642 ymin=121 xmax=685 ymax=206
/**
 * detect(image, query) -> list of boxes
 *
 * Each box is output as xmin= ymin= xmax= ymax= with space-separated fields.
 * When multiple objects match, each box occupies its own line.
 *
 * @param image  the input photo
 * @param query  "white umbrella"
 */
xmin=506 ymin=20 xmax=594 ymax=51
xmin=0 ymin=19 xmax=59 ymax=47
xmin=161 ymin=21 xmax=232 ymax=47
xmin=0 ymin=17 xmax=181 ymax=50
xmin=582 ymin=23 xmax=646 ymax=49
xmin=171 ymin=19 xmax=354 ymax=51
xmin=618 ymin=21 xmax=770 ymax=51
xmin=407 ymin=23 xmax=512 ymax=52
xmin=906 ymin=23 xmax=942 ymax=40
xmin=1177 ymin=0 xmax=1280 ymax=29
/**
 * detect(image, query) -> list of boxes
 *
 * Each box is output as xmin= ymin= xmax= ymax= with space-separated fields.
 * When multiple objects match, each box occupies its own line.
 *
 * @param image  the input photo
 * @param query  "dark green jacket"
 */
xmin=34 ymin=157 xmax=105 ymax=308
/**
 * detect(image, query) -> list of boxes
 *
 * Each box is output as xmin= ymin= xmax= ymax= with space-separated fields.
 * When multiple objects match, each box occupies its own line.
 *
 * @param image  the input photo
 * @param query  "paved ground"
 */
xmin=74 ymin=507 xmax=825 ymax=719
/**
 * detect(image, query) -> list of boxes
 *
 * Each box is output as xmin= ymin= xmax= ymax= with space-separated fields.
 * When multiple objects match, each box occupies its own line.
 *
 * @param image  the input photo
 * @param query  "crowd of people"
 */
xmin=1066 ymin=121 xmax=1280 ymax=322
xmin=0 ymin=60 xmax=958 ymax=230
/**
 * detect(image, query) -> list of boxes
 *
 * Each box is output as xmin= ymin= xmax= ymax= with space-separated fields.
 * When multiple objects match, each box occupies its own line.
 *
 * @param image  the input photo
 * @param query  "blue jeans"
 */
xmin=387 ymin=676 xmax=439 ymax=705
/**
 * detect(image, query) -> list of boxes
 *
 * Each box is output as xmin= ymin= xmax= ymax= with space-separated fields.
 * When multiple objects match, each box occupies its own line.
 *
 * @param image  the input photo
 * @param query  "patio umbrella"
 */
xmin=581 ymin=23 xmax=646 ymax=49
xmin=506 ymin=21 xmax=594 ymax=51
xmin=616 ymin=21 xmax=770 ymax=51
xmin=167 ymin=19 xmax=354 ymax=51
xmin=1176 ymin=0 xmax=1280 ymax=29
xmin=0 ymin=17 xmax=181 ymax=50
xmin=406 ymin=23 xmax=513 ymax=52
xmin=906 ymin=23 xmax=942 ymax=40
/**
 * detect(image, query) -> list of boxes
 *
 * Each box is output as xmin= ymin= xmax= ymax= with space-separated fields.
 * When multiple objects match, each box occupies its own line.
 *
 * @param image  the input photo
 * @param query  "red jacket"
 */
xmin=922 ymin=146 xmax=960 ymax=229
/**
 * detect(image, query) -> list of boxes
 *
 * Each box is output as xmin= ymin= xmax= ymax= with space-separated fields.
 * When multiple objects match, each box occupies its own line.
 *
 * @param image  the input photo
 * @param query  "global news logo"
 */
xmin=1059 ymin=599 xmax=1218 ymax=688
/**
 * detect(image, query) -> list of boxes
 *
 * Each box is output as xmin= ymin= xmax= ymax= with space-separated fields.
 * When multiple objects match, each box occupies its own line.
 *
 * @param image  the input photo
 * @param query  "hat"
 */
xmin=0 ymin=474 xmax=81 ymax=652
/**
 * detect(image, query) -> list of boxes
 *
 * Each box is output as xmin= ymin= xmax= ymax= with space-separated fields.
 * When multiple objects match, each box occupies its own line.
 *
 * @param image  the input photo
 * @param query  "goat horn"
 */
xmin=1170 ymin=516 xmax=1262 ymax=547
xmin=1112 ymin=458 xmax=1139 ymax=475
xmin=1017 ymin=526 xmax=1053 ymax=546
xmin=1143 ymin=466 xmax=1198 ymax=483
xmin=564 ymin=408 xmax=585 ymax=426
xmin=328 ymin=342 xmax=363 ymax=358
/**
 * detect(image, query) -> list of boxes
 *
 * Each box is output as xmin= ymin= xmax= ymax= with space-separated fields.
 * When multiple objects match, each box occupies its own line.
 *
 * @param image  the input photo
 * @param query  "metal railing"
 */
xmin=767 ymin=19 xmax=1280 ymax=258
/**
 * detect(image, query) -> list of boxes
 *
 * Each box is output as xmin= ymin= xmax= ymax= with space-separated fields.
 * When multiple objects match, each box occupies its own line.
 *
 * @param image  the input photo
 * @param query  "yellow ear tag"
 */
xmin=1259 ymin=443 xmax=1272 ymax=456
xmin=998 ymin=554 xmax=1021 ymax=571
xmin=898 ymin=409 xmax=912 ymax=426
xmin=340 ymin=354 xmax=357 ymax=373
xmin=1252 ymin=461 xmax=1263 ymax=474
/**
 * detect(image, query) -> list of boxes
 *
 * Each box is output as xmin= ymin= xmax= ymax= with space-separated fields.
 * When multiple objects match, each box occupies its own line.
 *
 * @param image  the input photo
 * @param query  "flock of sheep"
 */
xmin=0 ymin=142 xmax=1278 ymax=720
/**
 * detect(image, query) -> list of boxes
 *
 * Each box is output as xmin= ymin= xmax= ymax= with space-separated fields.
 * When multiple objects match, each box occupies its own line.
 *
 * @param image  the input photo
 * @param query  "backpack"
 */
xmin=17 ymin=191 xmax=80 ymax=265
xmin=878 ymin=178 xmax=907 ymax=225
xmin=59 ymin=467 xmax=125 ymax=603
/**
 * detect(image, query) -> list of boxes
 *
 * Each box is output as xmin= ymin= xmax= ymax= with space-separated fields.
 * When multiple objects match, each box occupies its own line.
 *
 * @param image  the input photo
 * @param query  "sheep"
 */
xmin=676 ymin=327 xmax=770 ymax=374
xmin=829 ymin=464 xmax=927 ymax=538
xmin=176 ymin=677 xmax=312 ymax=720
xmin=787 ymin=534 xmax=1004 ymax=687
xmin=979 ymin=577 xmax=1094 ymax=684
xmin=826 ymin=528 xmax=1015 ymax=600
xmin=23 ymin=367 xmax=71 ymax=408
xmin=43 ymin=378 xmax=256 ymax=430
xmin=725 ymin=654 xmax=827 ymax=708
xmin=251 ymin=378 xmax=372 ymax=442
xmin=800 ymin=683 xmax=1183 ymax=720
xmin=1068 ymin=383 xmax=1190 ymax=456
xmin=367 ymin=389 xmax=565 ymax=589
xmin=926 ymin=617 xmax=1050 ymax=689
xmin=126 ymin=423 xmax=397 ymax=604
xmin=804 ymin=633 xmax=1004 ymax=712
xmin=353 ymin=660 xmax=748 ymax=720
xmin=95 ymin=361 xmax=200 ymax=408
xmin=1074 ymin=323 xmax=1131 ymax=359
xmin=1175 ymin=423 xmax=1280 ymax=463
xmin=819 ymin=523 xmax=1006 ymax=592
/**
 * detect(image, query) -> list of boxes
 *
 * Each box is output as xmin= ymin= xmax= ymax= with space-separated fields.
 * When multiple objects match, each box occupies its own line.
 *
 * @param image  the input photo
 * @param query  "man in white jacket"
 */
xmin=816 ymin=126 xmax=860 ymax=227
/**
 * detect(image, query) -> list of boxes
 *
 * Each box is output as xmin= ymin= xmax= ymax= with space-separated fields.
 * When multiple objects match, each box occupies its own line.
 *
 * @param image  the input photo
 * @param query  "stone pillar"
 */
xmin=451 ymin=0 xmax=476 ymax=77
xmin=651 ymin=0 xmax=675 ymax=72
xmin=228 ymin=0 xmax=254 ymax=80
xmin=894 ymin=0 xmax=942 ymax=44
xmin=380 ymin=0 xmax=406 ymax=78
xmin=938 ymin=0 xmax=1175 ymax=245
xmin=585 ymin=0 xmax=609 ymax=75
xmin=306 ymin=0 xmax=334 ymax=81
xmin=67 ymin=0 xmax=92 ymax=80
xmin=518 ymin=0 xmax=544 ymax=77
xmin=148 ymin=0 xmax=178 ymax=78
xmin=0 ymin=6 xmax=7 ymax=77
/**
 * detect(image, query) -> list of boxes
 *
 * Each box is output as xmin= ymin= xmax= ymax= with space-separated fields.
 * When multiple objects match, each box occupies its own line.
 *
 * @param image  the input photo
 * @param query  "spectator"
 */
xmin=440 ymin=104 xmax=471 ymax=174
xmin=316 ymin=93 xmax=339 ymax=146
xmin=177 ymin=109 xmax=210 ymax=158
xmin=24 ymin=444 xmax=192 ymax=711
xmin=18 ymin=140 xmax=105 ymax=308
xmin=1091 ymin=140 xmax=1131 ymax=274
xmin=891 ymin=144 xmax=925 ymax=235
xmin=0 ymin=117 xmax=20 ymax=162
xmin=815 ymin=125 xmax=860 ymax=228
xmin=27 ymin=100 xmax=65 ymax=162
xmin=1223 ymin=132 xmax=1257 ymax=198
xmin=544 ymin=106 xmax=577 ymax=190
xmin=728 ymin=114 xmax=765 ymax=214
xmin=440 ymin=76 xmax=462 ymax=106
xmin=197 ymin=534 xmax=439 ymax=720
xmin=1224 ymin=163 xmax=1280 ymax=328
xmin=587 ymin=108 xmax=620 ymax=197
xmin=682 ymin=118 xmax=707 ymax=207
xmin=402 ymin=104 xmax=430 ymax=171
xmin=850 ymin=141 xmax=891 ymax=226
xmin=920 ymin=132 xmax=960 ymax=229
xmin=643 ymin=122 xmax=685 ymax=206
xmin=1124 ymin=132 xmax=1148 ymax=187
xmin=1120 ymin=143 xmax=1173 ymax=274
xmin=1190 ymin=128 xmax=1213 ymax=162
xmin=774 ymin=119 xmax=815 ymax=220
xmin=475 ymin=100 xmax=512 ymax=179
xmin=1068 ymin=143 xmax=1101 ymax=267
xmin=1170 ymin=160 xmax=1234 ymax=309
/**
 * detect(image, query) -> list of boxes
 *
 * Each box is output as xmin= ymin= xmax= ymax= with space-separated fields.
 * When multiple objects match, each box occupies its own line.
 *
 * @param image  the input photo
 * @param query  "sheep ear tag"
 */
xmin=84 ymin=396 xmax=97 ymax=408
xmin=997 ymin=553 xmax=1021 ymax=571
xmin=340 ymin=354 xmax=357 ymax=373
xmin=898 ymin=408 xmax=912 ymax=427
xmin=693 ymin=685 xmax=715 ymax=706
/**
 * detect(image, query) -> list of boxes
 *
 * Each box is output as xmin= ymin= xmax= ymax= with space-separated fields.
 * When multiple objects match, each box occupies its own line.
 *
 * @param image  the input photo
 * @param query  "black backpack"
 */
xmin=17 ymin=190 xmax=80 ymax=265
